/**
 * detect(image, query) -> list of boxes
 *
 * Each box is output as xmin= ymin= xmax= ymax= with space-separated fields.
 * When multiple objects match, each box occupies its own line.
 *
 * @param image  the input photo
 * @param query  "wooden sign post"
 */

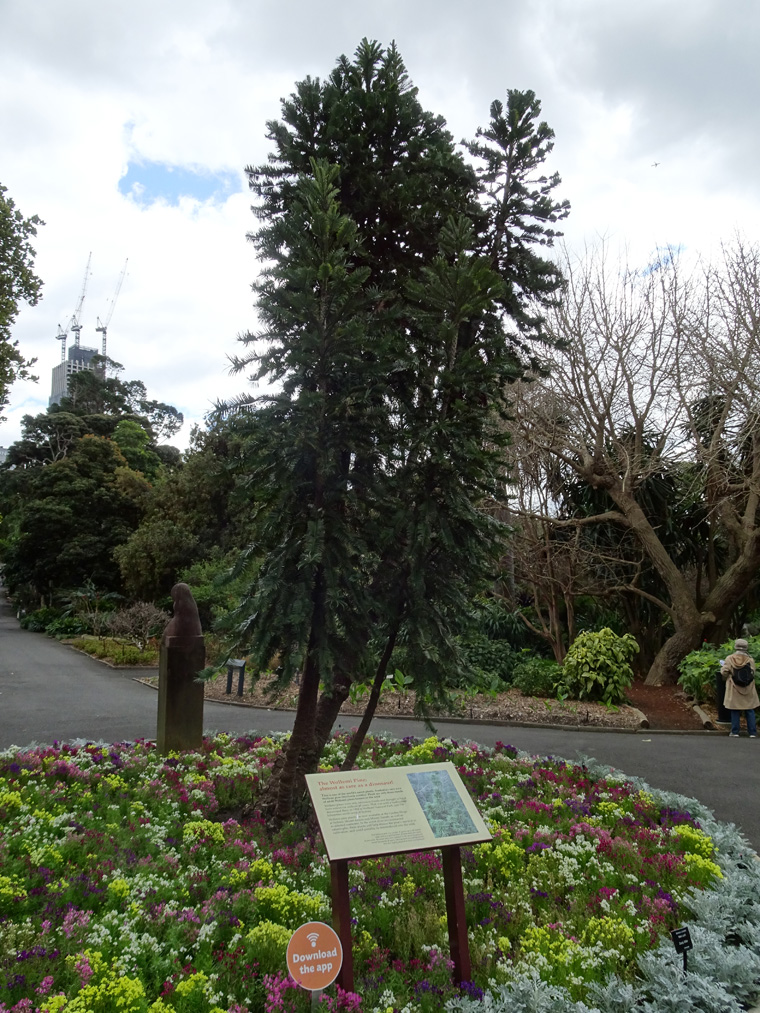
xmin=330 ymin=861 xmax=353 ymax=991
xmin=441 ymin=845 xmax=471 ymax=983
xmin=306 ymin=762 xmax=492 ymax=991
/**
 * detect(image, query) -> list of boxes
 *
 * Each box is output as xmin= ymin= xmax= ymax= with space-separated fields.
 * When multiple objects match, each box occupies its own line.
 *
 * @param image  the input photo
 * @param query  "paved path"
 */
xmin=3 ymin=594 xmax=759 ymax=848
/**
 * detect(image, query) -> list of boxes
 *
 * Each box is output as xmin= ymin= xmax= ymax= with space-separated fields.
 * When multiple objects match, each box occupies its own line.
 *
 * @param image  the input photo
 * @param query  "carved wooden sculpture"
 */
xmin=157 ymin=583 xmax=205 ymax=754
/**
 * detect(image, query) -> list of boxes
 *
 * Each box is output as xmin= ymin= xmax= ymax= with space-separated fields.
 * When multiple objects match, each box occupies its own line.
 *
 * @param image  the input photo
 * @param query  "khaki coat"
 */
xmin=721 ymin=652 xmax=759 ymax=710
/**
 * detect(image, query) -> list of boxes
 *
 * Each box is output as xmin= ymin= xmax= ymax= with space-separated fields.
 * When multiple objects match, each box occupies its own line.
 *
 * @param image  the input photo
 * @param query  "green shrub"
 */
xmin=180 ymin=552 xmax=257 ymax=629
xmin=678 ymin=634 xmax=760 ymax=704
xmin=68 ymin=637 xmax=157 ymax=666
xmin=512 ymin=654 xmax=561 ymax=697
xmin=69 ymin=637 xmax=95 ymax=654
xmin=459 ymin=635 xmax=517 ymax=689
xmin=469 ymin=595 xmax=535 ymax=646
xmin=110 ymin=645 xmax=143 ymax=665
xmin=677 ymin=643 xmax=723 ymax=703
xmin=44 ymin=615 xmax=89 ymax=638
xmin=557 ymin=628 xmax=639 ymax=706
xmin=18 ymin=607 xmax=61 ymax=632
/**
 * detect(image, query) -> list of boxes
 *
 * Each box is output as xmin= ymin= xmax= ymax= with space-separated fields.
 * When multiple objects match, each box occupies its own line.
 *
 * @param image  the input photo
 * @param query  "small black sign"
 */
xmin=671 ymin=926 xmax=693 ymax=954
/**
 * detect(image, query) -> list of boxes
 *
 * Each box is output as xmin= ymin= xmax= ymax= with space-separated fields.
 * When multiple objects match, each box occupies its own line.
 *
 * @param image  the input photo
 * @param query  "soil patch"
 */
xmin=624 ymin=679 xmax=704 ymax=731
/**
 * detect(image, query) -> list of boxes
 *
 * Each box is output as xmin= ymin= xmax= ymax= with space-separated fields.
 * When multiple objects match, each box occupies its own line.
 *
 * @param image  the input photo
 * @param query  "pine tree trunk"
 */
xmin=263 ymin=653 xmax=321 ymax=825
xmin=261 ymin=568 xmax=325 ymax=827
xmin=340 ymin=629 xmax=398 ymax=771
xmin=310 ymin=669 xmax=352 ymax=762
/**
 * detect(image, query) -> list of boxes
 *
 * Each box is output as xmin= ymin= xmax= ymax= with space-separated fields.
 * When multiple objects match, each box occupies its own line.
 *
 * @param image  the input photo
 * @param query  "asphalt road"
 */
xmin=3 ymin=594 xmax=759 ymax=848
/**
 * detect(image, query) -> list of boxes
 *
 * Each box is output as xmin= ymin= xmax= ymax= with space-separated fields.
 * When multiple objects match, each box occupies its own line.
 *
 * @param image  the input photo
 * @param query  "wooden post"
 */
xmin=330 ymin=860 xmax=354 ymax=992
xmin=441 ymin=845 xmax=471 ymax=984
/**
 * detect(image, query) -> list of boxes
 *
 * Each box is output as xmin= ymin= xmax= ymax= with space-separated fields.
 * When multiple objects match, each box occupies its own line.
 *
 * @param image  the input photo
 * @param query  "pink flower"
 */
xmin=36 ymin=975 xmax=55 ymax=996
xmin=62 ymin=907 xmax=91 ymax=938
xmin=263 ymin=972 xmax=300 ymax=1012
xmin=75 ymin=954 xmax=94 ymax=986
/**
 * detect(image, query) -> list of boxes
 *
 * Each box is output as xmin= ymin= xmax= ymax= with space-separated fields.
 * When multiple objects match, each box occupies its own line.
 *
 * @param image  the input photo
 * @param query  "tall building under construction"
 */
xmin=49 ymin=254 xmax=127 ymax=407
xmin=49 ymin=345 xmax=102 ymax=406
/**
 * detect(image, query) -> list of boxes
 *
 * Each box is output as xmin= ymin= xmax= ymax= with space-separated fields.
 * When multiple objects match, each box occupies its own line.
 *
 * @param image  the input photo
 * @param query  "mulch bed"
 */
xmin=137 ymin=671 xmax=706 ymax=731
xmin=624 ymin=679 xmax=704 ymax=730
xmin=154 ymin=672 xmax=651 ymax=730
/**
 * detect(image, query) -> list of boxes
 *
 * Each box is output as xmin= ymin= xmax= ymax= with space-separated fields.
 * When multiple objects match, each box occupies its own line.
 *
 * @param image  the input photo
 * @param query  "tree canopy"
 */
xmin=221 ymin=39 xmax=569 ymax=822
xmin=0 ymin=183 xmax=43 ymax=419
xmin=507 ymin=240 xmax=760 ymax=684
xmin=0 ymin=363 xmax=185 ymax=607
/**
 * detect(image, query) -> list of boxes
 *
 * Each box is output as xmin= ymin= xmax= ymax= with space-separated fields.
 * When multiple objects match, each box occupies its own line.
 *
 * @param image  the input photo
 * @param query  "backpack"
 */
xmin=732 ymin=661 xmax=755 ymax=688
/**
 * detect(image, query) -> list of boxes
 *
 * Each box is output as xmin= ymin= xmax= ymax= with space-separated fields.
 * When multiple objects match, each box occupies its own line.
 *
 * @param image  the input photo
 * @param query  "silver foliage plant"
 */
xmin=446 ymin=752 xmax=760 ymax=1013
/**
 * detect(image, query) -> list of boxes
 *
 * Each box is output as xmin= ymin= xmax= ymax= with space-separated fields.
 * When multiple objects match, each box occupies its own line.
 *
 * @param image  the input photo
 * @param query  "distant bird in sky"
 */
xmin=652 ymin=161 xmax=660 ymax=167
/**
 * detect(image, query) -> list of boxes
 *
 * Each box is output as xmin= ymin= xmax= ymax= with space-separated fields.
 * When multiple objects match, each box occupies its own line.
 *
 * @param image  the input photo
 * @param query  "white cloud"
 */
xmin=2 ymin=0 xmax=759 ymax=448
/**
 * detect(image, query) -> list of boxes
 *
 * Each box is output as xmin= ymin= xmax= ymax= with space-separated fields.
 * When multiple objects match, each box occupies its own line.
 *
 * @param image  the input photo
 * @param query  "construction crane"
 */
xmin=55 ymin=253 xmax=92 ymax=359
xmin=55 ymin=322 xmax=68 ymax=362
xmin=95 ymin=259 xmax=128 ymax=358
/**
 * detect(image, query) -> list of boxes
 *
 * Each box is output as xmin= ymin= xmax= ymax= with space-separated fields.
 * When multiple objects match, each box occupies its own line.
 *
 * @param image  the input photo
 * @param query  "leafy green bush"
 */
xmin=677 ymin=643 xmax=723 ymax=703
xmin=512 ymin=653 xmax=562 ymax=697
xmin=18 ymin=606 xmax=61 ymax=632
xmin=469 ymin=595 xmax=535 ymax=646
xmin=179 ymin=552 xmax=256 ymax=629
xmin=678 ymin=634 xmax=760 ymax=703
xmin=557 ymin=628 xmax=639 ymax=706
xmin=459 ymin=634 xmax=517 ymax=688
xmin=44 ymin=615 xmax=90 ymax=638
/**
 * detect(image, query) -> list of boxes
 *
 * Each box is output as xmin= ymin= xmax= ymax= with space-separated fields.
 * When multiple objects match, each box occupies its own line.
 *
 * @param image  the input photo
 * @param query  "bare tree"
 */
xmin=503 ymin=450 xmax=609 ymax=662
xmin=509 ymin=240 xmax=760 ymax=684
xmin=107 ymin=602 xmax=170 ymax=652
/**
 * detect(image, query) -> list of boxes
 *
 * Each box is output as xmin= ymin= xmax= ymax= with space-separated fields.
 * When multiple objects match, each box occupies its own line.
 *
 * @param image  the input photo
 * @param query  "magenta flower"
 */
xmin=35 ymin=976 xmax=54 ymax=996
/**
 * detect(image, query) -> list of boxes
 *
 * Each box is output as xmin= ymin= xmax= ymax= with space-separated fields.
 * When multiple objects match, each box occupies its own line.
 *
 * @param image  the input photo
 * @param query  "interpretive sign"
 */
xmin=287 ymin=921 xmax=343 ymax=990
xmin=305 ymin=762 xmax=491 ymax=861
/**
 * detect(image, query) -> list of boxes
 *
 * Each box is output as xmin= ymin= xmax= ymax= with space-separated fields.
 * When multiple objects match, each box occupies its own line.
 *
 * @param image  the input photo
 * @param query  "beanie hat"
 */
xmin=735 ymin=638 xmax=749 ymax=651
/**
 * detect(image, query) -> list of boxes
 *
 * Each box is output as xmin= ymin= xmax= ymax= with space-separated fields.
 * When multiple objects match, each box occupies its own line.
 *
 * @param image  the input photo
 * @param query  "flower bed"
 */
xmin=1 ymin=734 xmax=759 ymax=1013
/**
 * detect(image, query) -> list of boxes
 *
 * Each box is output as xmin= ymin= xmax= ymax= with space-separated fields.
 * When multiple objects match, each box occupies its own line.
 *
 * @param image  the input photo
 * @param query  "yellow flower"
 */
xmin=672 ymin=824 xmax=717 ymax=859
xmin=183 ymin=819 xmax=226 ymax=845
xmin=39 ymin=997 xmax=68 ymax=1013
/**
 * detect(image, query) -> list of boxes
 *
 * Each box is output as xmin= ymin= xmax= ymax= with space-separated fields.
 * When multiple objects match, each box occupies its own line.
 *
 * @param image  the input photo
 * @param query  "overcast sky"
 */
xmin=2 ymin=0 xmax=759 ymax=449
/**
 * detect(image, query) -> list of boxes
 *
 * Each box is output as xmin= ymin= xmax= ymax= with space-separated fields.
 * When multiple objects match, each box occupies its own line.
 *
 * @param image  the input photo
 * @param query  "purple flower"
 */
xmin=460 ymin=981 xmax=485 ymax=1000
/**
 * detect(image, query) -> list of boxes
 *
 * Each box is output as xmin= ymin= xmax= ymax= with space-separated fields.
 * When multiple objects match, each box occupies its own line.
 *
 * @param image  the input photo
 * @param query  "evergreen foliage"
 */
xmin=0 ymin=182 xmax=42 ymax=418
xmin=112 ymin=418 xmax=254 ymax=601
xmin=678 ymin=634 xmax=760 ymax=703
xmin=226 ymin=159 xmax=376 ymax=693
xmin=222 ymin=40 xmax=570 ymax=821
xmin=465 ymin=89 xmax=570 ymax=353
xmin=0 ymin=363 xmax=184 ymax=607
xmin=0 ymin=435 xmax=150 ymax=603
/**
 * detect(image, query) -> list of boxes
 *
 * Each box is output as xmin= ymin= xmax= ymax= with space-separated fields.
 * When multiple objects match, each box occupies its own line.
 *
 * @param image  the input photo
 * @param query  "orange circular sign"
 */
xmin=287 ymin=921 xmax=343 ymax=990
